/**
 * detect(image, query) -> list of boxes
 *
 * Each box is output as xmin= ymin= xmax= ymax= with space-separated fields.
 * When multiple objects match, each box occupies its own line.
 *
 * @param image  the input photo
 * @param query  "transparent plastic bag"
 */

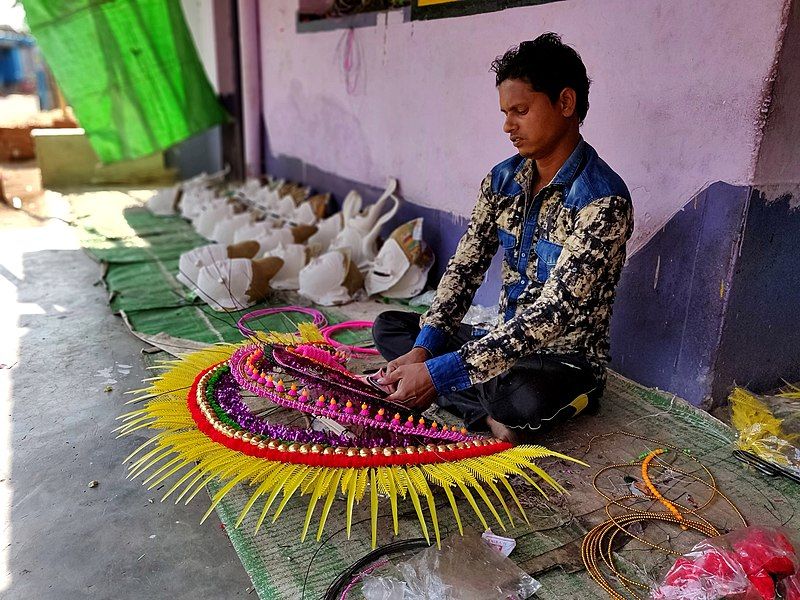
xmin=361 ymin=531 xmax=541 ymax=600
xmin=462 ymin=304 xmax=499 ymax=327
xmin=729 ymin=387 xmax=800 ymax=472
xmin=651 ymin=527 xmax=798 ymax=600
xmin=779 ymin=572 xmax=800 ymax=600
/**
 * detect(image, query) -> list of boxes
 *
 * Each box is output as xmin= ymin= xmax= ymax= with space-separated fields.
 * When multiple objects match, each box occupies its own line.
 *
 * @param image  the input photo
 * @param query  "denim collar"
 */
xmin=514 ymin=137 xmax=587 ymax=193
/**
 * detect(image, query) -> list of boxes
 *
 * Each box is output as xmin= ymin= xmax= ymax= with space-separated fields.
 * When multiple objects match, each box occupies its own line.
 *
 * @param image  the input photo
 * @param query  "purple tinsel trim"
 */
xmin=213 ymin=370 xmax=353 ymax=446
xmin=213 ymin=369 xmax=409 ymax=448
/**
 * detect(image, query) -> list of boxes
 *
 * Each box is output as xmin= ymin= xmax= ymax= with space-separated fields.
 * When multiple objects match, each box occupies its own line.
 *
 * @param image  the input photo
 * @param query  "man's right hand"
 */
xmin=385 ymin=347 xmax=430 ymax=375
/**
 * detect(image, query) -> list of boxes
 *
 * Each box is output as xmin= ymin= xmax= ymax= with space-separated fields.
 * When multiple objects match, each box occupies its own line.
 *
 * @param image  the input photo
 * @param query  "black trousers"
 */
xmin=372 ymin=310 xmax=603 ymax=434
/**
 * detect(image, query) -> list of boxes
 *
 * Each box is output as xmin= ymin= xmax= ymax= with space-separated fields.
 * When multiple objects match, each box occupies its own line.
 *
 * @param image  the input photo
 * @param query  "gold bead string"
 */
xmin=642 ymin=449 xmax=685 ymax=525
xmin=580 ymin=431 xmax=747 ymax=599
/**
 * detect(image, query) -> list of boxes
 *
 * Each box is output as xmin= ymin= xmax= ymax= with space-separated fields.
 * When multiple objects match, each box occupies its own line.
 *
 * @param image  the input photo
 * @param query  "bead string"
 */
xmin=205 ymin=363 xmax=452 ymax=449
xmin=205 ymin=364 xmax=357 ymax=447
xmin=229 ymin=344 xmax=472 ymax=443
xmin=641 ymin=449 xmax=686 ymax=528
xmin=580 ymin=432 xmax=747 ymax=600
xmin=190 ymin=363 xmax=511 ymax=468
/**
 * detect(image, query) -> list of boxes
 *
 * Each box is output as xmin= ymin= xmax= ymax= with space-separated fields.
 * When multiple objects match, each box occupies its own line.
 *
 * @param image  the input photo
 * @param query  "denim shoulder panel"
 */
xmin=564 ymin=147 xmax=631 ymax=210
xmin=490 ymin=154 xmax=525 ymax=196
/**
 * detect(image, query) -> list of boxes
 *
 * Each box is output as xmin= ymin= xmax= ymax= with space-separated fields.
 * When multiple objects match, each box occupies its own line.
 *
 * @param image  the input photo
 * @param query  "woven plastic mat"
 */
xmin=141 ymin=355 xmax=800 ymax=600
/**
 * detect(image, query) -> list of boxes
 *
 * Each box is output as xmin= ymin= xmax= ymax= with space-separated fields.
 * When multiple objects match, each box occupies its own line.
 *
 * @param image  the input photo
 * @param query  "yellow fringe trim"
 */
xmin=117 ymin=342 xmax=586 ymax=547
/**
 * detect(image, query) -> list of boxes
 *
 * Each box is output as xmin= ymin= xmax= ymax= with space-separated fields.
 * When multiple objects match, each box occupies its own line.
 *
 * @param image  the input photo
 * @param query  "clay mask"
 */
xmin=365 ymin=218 xmax=433 ymax=298
xmin=266 ymin=244 xmax=308 ymax=290
xmin=195 ymin=258 xmax=255 ymax=311
xmin=298 ymin=250 xmax=363 ymax=306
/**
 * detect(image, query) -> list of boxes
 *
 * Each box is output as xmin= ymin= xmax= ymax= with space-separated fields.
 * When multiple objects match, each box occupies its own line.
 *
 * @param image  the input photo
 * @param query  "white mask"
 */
xmin=177 ymin=244 xmax=230 ymax=290
xmin=381 ymin=258 xmax=431 ymax=298
xmin=286 ymin=193 xmax=329 ymax=227
xmin=180 ymin=187 xmax=217 ymax=220
xmin=298 ymin=250 xmax=363 ymax=306
xmin=233 ymin=220 xmax=275 ymax=244
xmin=254 ymin=228 xmax=295 ymax=254
xmin=306 ymin=213 xmax=343 ymax=254
xmin=209 ymin=212 xmax=253 ymax=245
xmin=273 ymin=196 xmax=298 ymax=220
xmin=364 ymin=239 xmax=409 ymax=296
xmin=195 ymin=258 xmax=254 ymax=311
xmin=364 ymin=218 xmax=433 ymax=298
xmin=146 ymin=187 xmax=180 ymax=216
xmin=290 ymin=201 xmax=319 ymax=226
xmin=252 ymin=186 xmax=281 ymax=212
xmin=177 ymin=240 xmax=262 ymax=290
xmin=329 ymin=182 xmax=399 ymax=271
xmin=238 ymin=178 xmax=263 ymax=197
xmin=266 ymin=244 xmax=308 ymax=290
xmin=307 ymin=190 xmax=363 ymax=254
xmin=194 ymin=201 xmax=235 ymax=238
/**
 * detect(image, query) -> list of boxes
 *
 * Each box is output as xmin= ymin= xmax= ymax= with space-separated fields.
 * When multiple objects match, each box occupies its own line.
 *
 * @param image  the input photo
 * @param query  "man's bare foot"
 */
xmin=486 ymin=416 xmax=540 ymax=445
xmin=487 ymin=416 xmax=519 ymax=444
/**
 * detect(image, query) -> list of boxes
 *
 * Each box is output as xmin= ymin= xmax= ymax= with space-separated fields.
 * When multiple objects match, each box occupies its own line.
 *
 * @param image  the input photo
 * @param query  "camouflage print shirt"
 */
xmin=414 ymin=139 xmax=634 ymax=394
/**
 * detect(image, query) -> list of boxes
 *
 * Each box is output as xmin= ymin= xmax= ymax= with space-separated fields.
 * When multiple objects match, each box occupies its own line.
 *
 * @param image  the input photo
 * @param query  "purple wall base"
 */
xmin=610 ymin=182 xmax=750 ymax=406
xmin=612 ymin=182 xmax=800 ymax=408
xmin=712 ymin=186 xmax=800 ymax=404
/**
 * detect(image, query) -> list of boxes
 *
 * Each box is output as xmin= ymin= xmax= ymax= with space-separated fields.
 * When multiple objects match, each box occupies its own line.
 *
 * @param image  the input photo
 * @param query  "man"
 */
xmin=372 ymin=33 xmax=633 ymax=444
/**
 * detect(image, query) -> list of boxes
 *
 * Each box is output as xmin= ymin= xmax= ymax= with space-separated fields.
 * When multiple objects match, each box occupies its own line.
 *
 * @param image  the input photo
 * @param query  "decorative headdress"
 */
xmin=117 ymin=311 xmax=584 ymax=547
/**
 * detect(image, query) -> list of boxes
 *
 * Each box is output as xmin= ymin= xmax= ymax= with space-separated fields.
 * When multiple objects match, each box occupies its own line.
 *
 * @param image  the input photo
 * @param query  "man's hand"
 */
xmin=385 ymin=347 xmax=430 ymax=375
xmin=380 ymin=363 xmax=437 ymax=411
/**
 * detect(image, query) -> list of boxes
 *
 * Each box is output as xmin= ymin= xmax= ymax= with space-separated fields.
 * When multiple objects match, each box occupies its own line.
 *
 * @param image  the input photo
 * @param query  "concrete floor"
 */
xmin=0 ymin=198 xmax=253 ymax=598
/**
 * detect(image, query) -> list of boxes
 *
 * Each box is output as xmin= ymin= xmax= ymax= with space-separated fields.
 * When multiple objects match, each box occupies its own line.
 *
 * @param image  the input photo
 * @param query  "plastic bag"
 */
xmin=729 ymin=387 xmax=800 ymax=473
xmin=462 ymin=304 xmax=499 ymax=327
xmin=779 ymin=572 xmax=800 ymax=600
xmin=651 ymin=526 xmax=798 ymax=600
xmin=361 ymin=531 xmax=541 ymax=600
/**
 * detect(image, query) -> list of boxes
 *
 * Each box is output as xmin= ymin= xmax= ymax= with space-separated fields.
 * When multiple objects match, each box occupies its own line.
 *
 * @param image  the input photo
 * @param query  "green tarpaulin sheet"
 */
xmin=23 ymin=0 xmax=227 ymax=163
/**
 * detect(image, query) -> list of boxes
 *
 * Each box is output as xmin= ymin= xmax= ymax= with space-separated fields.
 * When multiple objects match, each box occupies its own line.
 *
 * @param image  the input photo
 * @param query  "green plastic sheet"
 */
xmin=22 ymin=0 xmax=227 ymax=163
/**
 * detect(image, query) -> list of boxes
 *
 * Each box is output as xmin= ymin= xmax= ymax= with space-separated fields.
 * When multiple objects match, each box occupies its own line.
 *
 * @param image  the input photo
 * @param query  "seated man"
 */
xmin=372 ymin=33 xmax=634 ymax=444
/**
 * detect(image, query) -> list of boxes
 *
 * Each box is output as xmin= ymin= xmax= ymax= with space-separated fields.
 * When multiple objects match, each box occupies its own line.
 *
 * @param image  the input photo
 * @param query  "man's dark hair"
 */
xmin=491 ymin=33 xmax=591 ymax=124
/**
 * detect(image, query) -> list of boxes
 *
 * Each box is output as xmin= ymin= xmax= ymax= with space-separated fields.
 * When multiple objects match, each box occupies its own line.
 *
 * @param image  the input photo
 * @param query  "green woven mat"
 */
xmin=80 ymin=228 xmax=209 ymax=264
xmin=125 ymin=301 xmax=370 ymax=345
xmin=73 ymin=198 xmax=194 ymax=241
xmin=71 ymin=191 xmax=420 ymax=344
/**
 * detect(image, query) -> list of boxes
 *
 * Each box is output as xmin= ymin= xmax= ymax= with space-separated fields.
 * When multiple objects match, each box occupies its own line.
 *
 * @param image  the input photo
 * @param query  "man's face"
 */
xmin=498 ymin=78 xmax=571 ymax=159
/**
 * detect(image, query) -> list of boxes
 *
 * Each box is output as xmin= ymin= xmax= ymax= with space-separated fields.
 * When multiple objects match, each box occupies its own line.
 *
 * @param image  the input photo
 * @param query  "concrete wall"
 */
xmin=755 ymin=0 xmax=800 ymax=186
xmin=258 ymin=0 xmax=787 ymax=252
xmin=172 ymin=0 xmax=222 ymax=178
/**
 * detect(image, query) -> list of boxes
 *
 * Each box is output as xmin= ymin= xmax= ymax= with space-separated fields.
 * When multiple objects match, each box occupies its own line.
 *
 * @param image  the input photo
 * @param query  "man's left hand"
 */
xmin=380 ymin=363 xmax=437 ymax=410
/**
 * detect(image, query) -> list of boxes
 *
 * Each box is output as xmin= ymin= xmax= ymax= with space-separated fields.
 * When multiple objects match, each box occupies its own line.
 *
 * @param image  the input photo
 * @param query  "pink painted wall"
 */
xmin=259 ymin=0 xmax=787 ymax=252
xmin=755 ymin=0 xmax=800 ymax=187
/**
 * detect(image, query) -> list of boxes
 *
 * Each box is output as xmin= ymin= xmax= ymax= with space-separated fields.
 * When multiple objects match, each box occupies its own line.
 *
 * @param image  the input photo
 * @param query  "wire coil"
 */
xmin=580 ymin=432 xmax=747 ymax=599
